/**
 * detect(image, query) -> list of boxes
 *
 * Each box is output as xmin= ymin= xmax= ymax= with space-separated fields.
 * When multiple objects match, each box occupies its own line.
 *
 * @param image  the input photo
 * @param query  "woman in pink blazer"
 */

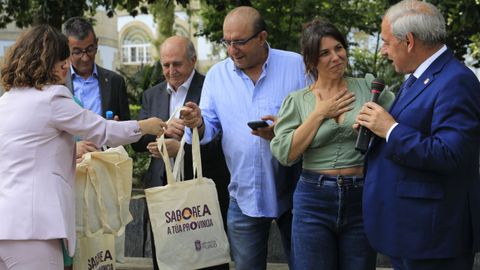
xmin=0 ymin=25 xmax=166 ymax=270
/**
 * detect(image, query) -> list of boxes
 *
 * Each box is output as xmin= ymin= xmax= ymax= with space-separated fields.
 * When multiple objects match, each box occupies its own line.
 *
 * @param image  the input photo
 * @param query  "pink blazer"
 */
xmin=0 ymin=85 xmax=142 ymax=256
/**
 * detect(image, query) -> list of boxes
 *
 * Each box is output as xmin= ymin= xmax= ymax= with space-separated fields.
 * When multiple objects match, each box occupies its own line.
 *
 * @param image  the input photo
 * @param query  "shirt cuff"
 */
xmin=386 ymin=123 xmax=398 ymax=142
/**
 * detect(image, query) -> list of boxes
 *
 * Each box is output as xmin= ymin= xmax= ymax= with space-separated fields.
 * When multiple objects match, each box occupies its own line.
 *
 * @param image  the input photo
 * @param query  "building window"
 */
xmin=122 ymin=29 xmax=152 ymax=64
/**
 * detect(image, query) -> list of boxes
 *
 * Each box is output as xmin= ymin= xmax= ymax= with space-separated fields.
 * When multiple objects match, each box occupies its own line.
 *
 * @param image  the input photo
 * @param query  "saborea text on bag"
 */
xmin=165 ymin=204 xmax=214 ymax=235
xmin=88 ymin=249 xmax=114 ymax=270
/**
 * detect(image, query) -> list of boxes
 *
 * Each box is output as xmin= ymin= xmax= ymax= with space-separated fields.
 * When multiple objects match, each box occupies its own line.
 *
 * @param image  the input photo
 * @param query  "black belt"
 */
xmin=301 ymin=170 xmax=364 ymax=187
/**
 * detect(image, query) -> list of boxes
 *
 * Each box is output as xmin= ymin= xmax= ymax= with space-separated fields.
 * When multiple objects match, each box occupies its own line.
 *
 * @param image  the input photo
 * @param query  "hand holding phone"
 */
xmin=247 ymin=120 xmax=269 ymax=130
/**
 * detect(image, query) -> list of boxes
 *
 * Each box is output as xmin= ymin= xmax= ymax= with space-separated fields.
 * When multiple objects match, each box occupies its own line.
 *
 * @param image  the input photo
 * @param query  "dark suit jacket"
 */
xmin=363 ymin=49 xmax=480 ymax=259
xmin=131 ymin=71 xmax=230 ymax=189
xmin=66 ymin=65 xmax=131 ymax=120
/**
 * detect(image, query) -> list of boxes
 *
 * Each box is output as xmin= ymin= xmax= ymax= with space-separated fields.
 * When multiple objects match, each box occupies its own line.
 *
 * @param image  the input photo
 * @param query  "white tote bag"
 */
xmin=74 ymin=163 xmax=117 ymax=270
xmin=75 ymin=146 xmax=133 ymax=235
xmin=145 ymin=126 xmax=231 ymax=270
xmin=74 ymin=233 xmax=116 ymax=270
xmin=75 ymin=146 xmax=133 ymax=263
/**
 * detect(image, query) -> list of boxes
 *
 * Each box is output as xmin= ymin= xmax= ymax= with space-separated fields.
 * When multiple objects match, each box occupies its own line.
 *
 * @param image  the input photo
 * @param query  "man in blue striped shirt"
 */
xmin=182 ymin=6 xmax=306 ymax=270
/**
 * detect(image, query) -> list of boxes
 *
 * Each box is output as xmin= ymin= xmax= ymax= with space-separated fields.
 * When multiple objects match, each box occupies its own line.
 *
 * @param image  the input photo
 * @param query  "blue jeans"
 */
xmin=292 ymin=170 xmax=376 ymax=270
xmin=227 ymin=197 xmax=292 ymax=270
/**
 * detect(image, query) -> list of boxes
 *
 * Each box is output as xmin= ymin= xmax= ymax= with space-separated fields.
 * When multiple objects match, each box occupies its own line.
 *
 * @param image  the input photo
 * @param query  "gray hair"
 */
xmin=63 ymin=17 xmax=96 ymax=41
xmin=384 ymin=0 xmax=446 ymax=46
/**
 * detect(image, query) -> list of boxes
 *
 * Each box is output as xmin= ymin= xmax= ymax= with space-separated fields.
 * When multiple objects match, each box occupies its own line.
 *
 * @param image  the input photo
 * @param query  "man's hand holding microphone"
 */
xmin=354 ymin=79 xmax=396 ymax=153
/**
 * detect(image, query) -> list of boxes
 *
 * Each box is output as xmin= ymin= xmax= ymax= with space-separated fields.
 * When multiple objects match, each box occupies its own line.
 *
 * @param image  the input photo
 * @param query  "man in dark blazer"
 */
xmin=131 ymin=36 xmax=230 ymax=270
xmin=65 ymin=66 xmax=130 ymax=121
xmin=355 ymin=1 xmax=480 ymax=269
xmin=63 ymin=17 xmax=131 ymax=158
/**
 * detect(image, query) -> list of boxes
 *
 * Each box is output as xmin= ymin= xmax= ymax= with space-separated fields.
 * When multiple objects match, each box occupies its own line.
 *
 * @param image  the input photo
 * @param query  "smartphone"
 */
xmin=247 ymin=120 xmax=269 ymax=130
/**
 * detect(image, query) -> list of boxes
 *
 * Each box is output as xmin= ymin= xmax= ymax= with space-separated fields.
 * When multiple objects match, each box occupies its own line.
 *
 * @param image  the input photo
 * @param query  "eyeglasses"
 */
xmin=71 ymin=45 xmax=97 ymax=59
xmin=220 ymin=30 xmax=262 ymax=47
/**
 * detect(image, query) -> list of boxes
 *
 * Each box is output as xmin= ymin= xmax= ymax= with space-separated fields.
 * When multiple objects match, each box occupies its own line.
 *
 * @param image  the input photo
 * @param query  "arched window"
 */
xmin=122 ymin=29 xmax=152 ymax=64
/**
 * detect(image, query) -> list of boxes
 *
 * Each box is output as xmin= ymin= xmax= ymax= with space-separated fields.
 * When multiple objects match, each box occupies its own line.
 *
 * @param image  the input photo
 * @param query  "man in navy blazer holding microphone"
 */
xmin=356 ymin=0 xmax=480 ymax=269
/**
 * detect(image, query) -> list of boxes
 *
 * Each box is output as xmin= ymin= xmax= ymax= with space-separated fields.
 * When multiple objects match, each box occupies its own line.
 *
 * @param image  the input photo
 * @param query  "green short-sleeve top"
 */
xmin=270 ymin=75 xmax=395 ymax=170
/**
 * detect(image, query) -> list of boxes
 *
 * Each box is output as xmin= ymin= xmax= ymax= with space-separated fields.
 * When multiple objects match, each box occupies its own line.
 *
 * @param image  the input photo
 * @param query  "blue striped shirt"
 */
xmin=71 ymin=65 xmax=101 ymax=116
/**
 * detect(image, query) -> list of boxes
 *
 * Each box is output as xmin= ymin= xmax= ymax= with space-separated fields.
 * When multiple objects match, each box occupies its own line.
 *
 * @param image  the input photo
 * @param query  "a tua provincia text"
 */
xmin=88 ymin=249 xmax=114 ymax=270
xmin=165 ymin=204 xmax=214 ymax=235
xmin=167 ymin=218 xmax=214 ymax=235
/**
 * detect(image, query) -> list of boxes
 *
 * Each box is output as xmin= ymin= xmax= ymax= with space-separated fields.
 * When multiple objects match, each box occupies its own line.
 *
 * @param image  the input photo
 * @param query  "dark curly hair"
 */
xmin=301 ymin=18 xmax=348 ymax=81
xmin=1 ymin=24 xmax=70 ymax=91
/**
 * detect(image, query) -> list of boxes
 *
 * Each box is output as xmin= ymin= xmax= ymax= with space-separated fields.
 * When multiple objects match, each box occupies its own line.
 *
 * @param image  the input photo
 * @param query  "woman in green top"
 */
xmin=271 ymin=19 xmax=394 ymax=270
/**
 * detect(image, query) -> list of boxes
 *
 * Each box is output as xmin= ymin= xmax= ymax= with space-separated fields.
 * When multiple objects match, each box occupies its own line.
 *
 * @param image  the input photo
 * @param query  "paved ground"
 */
xmin=117 ymin=258 xmax=286 ymax=270
xmin=117 ymin=257 xmax=393 ymax=270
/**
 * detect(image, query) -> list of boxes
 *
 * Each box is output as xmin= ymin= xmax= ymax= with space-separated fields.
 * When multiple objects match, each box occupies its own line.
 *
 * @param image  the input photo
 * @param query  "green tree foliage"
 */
xmin=199 ymin=0 xmax=480 ymax=64
xmin=118 ymin=61 xmax=164 ymax=105
xmin=431 ymin=0 xmax=480 ymax=67
xmin=150 ymin=0 xmax=175 ymax=49
xmin=0 ymin=0 xmax=83 ymax=28
xmin=470 ymin=33 xmax=480 ymax=65
xmin=0 ymin=0 xmax=189 ymax=29
xmin=198 ymin=0 xmax=479 ymax=87
xmin=349 ymin=48 xmax=403 ymax=92
xmin=199 ymin=0 xmax=400 ymax=84
xmin=199 ymin=0 xmax=387 ymax=52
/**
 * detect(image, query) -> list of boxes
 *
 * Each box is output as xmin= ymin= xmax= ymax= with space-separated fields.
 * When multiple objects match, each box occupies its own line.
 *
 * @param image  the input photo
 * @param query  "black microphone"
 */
xmin=355 ymin=78 xmax=386 ymax=154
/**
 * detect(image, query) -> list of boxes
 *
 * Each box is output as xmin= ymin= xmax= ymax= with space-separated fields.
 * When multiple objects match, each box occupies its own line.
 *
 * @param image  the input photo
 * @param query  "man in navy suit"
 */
xmin=356 ymin=0 xmax=480 ymax=269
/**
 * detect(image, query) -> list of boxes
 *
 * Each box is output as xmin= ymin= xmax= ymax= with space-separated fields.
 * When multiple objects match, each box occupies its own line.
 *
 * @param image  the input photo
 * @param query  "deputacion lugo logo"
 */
xmin=195 ymin=240 xmax=202 ymax=251
xmin=194 ymin=240 xmax=218 ymax=251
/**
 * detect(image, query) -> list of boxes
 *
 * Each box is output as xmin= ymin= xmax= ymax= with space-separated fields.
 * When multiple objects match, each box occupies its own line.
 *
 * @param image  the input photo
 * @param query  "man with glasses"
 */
xmin=63 ymin=17 xmax=131 ymax=158
xmin=181 ymin=6 xmax=306 ymax=270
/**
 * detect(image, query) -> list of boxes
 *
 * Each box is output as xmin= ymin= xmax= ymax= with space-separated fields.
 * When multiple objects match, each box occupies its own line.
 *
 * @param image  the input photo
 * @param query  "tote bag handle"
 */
xmin=82 ymin=163 xmax=110 ymax=237
xmin=156 ymin=107 xmax=203 ymax=185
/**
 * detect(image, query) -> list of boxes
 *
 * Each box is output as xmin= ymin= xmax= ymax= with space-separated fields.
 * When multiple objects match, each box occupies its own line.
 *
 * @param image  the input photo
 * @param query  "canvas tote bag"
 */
xmin=145 ymin=121 xmax=230 ymax=270
xmin=74 ymin=162 xmax=116 ymax=270
xmin=74 ymin=233 xmax=116 ymax=270
xmin=74 ymin=146 xmax=133 ymax=266
xmin=75 ymin=146 xmax=133 ymax=235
